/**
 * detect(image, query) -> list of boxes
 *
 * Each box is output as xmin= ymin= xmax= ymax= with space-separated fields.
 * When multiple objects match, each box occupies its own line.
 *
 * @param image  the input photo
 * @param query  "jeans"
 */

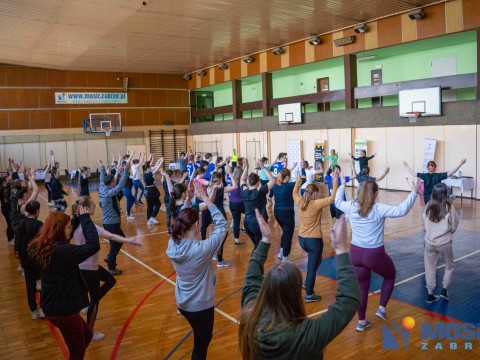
xmin=47 ymin=313 xmax=93 ymax=360
xmin=103 ymin=223 xmax=125 ymax=271
xmin=80 ymin=266 xmax=116 ymax=329
xmin=122 ymin=188 xmax=134 ymax=216
xmin=145 ymin=187 xmax=161 ymax=219
xmin=178 ymin=307 xmax=214 ymax=360
xmin=274 ymin=208 xmax=295 ymax=257
xmin=229 ymin=201 xmax=245 ymax=239
xmin=133 ymin=179 xmax=145 ymax=203
xmin=201 ymin=208 xmax=227 ymax=262
xmin=350 ymin=244 xmax=396 ymax=320
xmin=298 ymin=236 xmax=324 ymax=296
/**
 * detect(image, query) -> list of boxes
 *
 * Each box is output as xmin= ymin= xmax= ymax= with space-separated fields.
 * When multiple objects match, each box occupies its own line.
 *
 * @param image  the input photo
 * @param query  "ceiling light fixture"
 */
xmin=357 ymin=55 xmax=377 ymax=61
xmin=354 ymin=23 xmax=368 ymax=33
xmin=197 ymin=70 xmax=207 ymax=77
xmin=308 ymin=36 xmax=321 ymax=46
xmin=272 ymin=47 xmax=284 ymax=55
xmin=334 ymin=36 xmax=356 ymax=47
xmin=218 ymin=63 xmax=229 ymax=70
xmin=243 ymin=56 xmax=254 ymax=63
xmin=182 ymin=74 xmax=192 ymax=81
xmin=408 ymin=8 xmax=425 ymax=20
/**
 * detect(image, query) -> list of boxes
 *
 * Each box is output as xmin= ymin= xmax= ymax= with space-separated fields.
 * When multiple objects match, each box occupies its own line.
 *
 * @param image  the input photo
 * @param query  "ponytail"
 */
xmin=276 ymin=168 xmax=291 ymax=186
xmin=356 ymin=181 xmax=378 ymax=217
xmin=169 ymin=183 xmax=186 ymax=214
xmin=301 ymin=184 xmax=319 ymax=211
xmin=171 ymin=208 xmax=199 ymax=244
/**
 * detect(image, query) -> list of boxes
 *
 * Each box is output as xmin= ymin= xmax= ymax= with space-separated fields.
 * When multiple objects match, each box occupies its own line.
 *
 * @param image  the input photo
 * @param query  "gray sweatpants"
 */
xmin=424 ymin=242 xmax=454 ymax=293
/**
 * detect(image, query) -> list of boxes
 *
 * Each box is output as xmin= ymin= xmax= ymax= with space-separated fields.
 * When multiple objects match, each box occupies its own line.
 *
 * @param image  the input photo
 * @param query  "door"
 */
xmin=317 ymin=77 xmax=330 ymax=112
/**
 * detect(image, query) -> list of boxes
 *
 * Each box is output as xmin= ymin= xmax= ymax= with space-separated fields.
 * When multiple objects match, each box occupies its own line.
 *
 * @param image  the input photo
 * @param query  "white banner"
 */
xmin=55 ymin=92 xmax=128 ymax=104
xmin=423 ymin=138 xmax=437 ymax=172
xmin=288 ymin=139 xmax=302 ymax=180
xmin=354 ymin=139 xmax=368 ymax=174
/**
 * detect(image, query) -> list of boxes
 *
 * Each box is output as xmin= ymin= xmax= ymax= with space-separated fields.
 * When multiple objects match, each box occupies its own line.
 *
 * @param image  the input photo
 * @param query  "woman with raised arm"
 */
xmin=403 ymin=159 xmax=466 ymax=204
xmin=423 ymin=183 xmax=459 ymax=304
xmin=163 ymin=170 xmax=188 ymax=234
xmin=293 ymin=169 xmax=339 ymax=302
xmin=0 ymin=176 xmax=15 ymax=244
xmin=143 ymin=156 xmax=164 ymax=225
xmin=131 ymin=152 xmax=146 ymax=205
xmin=44 ymin=150 xmax=55 ymax=206
xmin=28 ymin=206 xmax=100 ymax=360
xmin=335 ymin=177 xmax=420 ymax=331
xmin=166 ymin=182 xmax=228 ymax=360
xmin=226 ymin=164 xmax=245 ymax=246
xmin=50 ymin=168 xmax=68 ymax=212
xmin=239 ymin=210 xmax=359 ymax=359
xmin=72 ymin=196 xmax=141 ymax=341
xmin=78 ymin=167 xmax=90 ymax=196
xmin=240 ymin=159 xmax=275 ymax=248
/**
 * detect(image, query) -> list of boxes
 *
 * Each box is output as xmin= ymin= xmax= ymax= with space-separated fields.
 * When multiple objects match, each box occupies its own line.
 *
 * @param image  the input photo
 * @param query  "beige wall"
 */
xmin=192 ymin=124 xmax=479 ymax=199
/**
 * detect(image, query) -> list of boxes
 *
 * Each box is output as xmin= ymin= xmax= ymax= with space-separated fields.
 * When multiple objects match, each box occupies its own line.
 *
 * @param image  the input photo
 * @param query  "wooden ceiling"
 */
xmin=0 ymin=0 xmax=443 ymax=74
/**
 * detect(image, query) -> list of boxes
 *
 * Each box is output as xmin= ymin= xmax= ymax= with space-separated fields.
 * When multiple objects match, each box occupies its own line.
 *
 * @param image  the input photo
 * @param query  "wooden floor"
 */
xmin=1 ymin=181 xmax=479 ymax=359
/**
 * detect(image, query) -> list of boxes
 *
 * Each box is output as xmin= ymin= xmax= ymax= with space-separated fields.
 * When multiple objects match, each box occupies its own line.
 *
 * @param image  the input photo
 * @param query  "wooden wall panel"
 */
xmin=266 ymin=51 xmax=281 ymax=72
xmin=446 ymin=0 xmax=464 ymax=34
xmin=0 ymin=67 xmax=5 ymax=86
xmin=314 ymin=33 xmax=333 ymax=61
xmin=241 ymin=60 xmax=248 ymax=78
xmin=86 ymin=71 xmax=106 ymax=87
xmin=417 ymin=3 xmax=446 ymax=40
xmin=200 ymin=71 xmax=210 ymax=87
xmin=280 ymin=46 xmax=290 ymax=68
xmin=69 ymin=109 xmax=89 ymax=129
xmin=123 ymin=73 xmax=142 ymax=88
xmin=463 ymin=0 xmax=480 ymax=30
xmin=214 ymin=66 xmax=225 ymax=84
xmin=67 ymin=71 xmax=88 ymax=87
xmin=289 ymin=42 xmax=305 ymax=67
xmin=224 ymin=68 xmax=230 ymax=81
xmin=343 ymin=28 xmax=365 ymax=55
xmin=0 ymin=89 xmax=18 ymax=108
xmin=247 ymin=57 xmax=260 ymax=76
xmin=48 ymin=70 xmax=68 ymax=87
xmin=181 ymin=90 xmax=190 ymax=107
xmin=159 ymin=108 xmax=176 ymax=123
xmin=125 ymin=109 xmax=143 ymax=126
xmin=105 ymin=72 xmax=124 ymax=88
xmin=364 ymin=21 xmax=378 ymax=50
xmin=175 ymin=108 xmax=190 ymax=124
xmin=401 ymin=13 xmax=417 ymax=43
xmin=133 ymin=90 xmax=151 ymax=107
xmin=229 ymin=60 xmax=241 ymax=80
xmin=9 ymin=111 xmax=30 ymax=130
xmin=166 ymin=91 xmax=183 ymax=107
xmin=37 ymin=89 xmax=56 ymax=108
xmin=0 ymin=112 xmax=8 ymax=130
xmin=50 ymin=110 xmax=70 ymax=128
xmin=209 ymin=67 xmax=215 ymax=85
xmin=151 ymin=89 xmax=168 ymax=107
xmin=377 ymin=16 xmax=402 ymax=48
xmin=259 ymin=52 xmax=268 ymax=73
xmin=17 ymin=89 xmax=38 ymax=108
xmin=143 ymin=108 xmax=160 ymax=126
xmin=26 ymin=68 xmax=48 ymax=87
xmin=304 ymin=40 xmax=315 ymax=63
xmin=141 ymin=73 xmax=158 ymax=88
xmin=30 ymin=110 xmax=50 ymax=129
xmin=5 ymin=67 xmax=27 ymax=87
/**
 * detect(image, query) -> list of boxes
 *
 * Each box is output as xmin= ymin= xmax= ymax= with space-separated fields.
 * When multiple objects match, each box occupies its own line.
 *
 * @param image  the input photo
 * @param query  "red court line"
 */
xmin=111 ymin=271 xmax=176 ymax=360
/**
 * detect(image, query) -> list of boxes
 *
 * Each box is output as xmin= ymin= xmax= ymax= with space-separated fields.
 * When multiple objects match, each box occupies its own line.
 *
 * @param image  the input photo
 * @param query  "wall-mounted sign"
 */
xmin=55 ymin=92 xmax=128 ymax=104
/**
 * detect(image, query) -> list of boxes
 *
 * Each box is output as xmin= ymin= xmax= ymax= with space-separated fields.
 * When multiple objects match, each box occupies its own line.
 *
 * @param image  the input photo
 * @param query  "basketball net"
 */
xmin=406 ymin=112 xmax=422 ymax=124
xmin=279 ymin=121 xmax=291 ymax=131
xmin=103 ymin=127 xmax=112 ymax=137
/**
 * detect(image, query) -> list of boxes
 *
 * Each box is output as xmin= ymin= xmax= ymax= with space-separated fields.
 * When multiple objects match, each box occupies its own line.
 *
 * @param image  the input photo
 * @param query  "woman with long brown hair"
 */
xmin=293 ymin=170 xmax=338 ymax=302
xmin=239 ymin=210 xmax=359 ymax=359
xmin=29 ymin=207 xmax=100 ymax=359
xmin=423 ymin=183 xmax=458 ymax=303
xmin=335 ymin=178 xmax=420 ymax=331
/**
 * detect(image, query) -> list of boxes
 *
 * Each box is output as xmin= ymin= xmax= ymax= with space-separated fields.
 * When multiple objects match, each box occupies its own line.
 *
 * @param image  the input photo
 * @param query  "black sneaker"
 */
xmin=305 ymin=293 xmax=322 ymax=303
xmin=104 ymin=256 xmax=110 ymax=264
xmin=108 ymin=268 xmax=122 ymax=276
xmin=440 ymin=288 xmax=449 ymax=301
xmin=240 ymin=228 xmax=247 ymax=235
xmin=426 ymin=294 xmax=440 ymax=304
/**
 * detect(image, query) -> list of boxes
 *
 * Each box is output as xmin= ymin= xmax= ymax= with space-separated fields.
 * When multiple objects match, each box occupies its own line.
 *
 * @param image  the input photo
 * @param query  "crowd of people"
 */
xmin=0 ymin=147 xmax=466 ymax=359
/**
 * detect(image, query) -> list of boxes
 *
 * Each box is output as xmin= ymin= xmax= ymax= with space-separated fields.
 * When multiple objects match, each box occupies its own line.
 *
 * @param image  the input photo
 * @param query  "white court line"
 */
xmin=107 ymin=240 xmax=241 ymax=325
xmin=135 ymin=230 xmax=169 ymax=237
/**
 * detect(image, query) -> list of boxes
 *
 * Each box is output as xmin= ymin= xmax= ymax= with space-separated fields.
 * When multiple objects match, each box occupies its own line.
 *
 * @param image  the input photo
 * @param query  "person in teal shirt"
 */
xmin=321 ymin=149 xmax=338 ymax=175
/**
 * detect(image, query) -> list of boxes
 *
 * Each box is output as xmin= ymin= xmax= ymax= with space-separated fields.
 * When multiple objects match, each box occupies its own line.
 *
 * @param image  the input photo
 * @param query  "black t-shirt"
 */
xmin=79 ymin=176 xmax=89 ymax=196
xmin=417 ymin=172 xmax=448 ymax=203
xmin=144 ymin=172 xmax=155 ymax=186
xmin=241 ymin=184 xmax=269 ymax=217
xmin=356 ymin=175 xmax=376 ymax=184
xmin=17 ymin=217 xmax=43 ymax=266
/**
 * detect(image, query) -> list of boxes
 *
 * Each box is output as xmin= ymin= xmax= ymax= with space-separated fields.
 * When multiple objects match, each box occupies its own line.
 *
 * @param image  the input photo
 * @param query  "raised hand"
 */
xmin=77 ymin=204 xmax=90 ymax=215
xmin=193 ymin=181 xmax=208 ymax=202
xmin=411 ymin=177 xmax=421 ymax=193
xmin=330 ymin=214 xmax=347 ymax=255
xmin=98 ymin=160 xmax=104 ymax=167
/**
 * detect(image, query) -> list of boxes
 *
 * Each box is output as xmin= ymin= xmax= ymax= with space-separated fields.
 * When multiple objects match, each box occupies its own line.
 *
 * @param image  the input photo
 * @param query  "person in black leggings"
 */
xmin=226 ymin=165 xmax=245 ymax=246
xmin=143 ymin=156 xmax=164 ymax=225
xmin=240 ymin=159 xmax=275 ymax=248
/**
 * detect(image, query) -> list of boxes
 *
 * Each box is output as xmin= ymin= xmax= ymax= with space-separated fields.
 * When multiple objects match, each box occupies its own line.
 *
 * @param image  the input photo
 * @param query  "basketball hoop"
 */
xmin=406 ymin=112 xmax=423 ymax=124
xmin=103 ymin=127 xmax=112 ymax=137
xmin=279 ymin=121 xmax=291 ymax=131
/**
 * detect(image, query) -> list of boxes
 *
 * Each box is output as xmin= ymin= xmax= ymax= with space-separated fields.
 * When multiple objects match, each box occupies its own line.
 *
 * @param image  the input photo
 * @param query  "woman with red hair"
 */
xmin=29 ymin=206 xmax=100 ymax=360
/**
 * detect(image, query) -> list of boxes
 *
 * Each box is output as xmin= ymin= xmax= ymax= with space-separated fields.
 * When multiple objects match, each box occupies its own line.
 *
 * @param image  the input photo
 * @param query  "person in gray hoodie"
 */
xmin=99 ymin=153 xmax=132 ymax=275
xmin=166 ymin=181 xmax=228 ymax=360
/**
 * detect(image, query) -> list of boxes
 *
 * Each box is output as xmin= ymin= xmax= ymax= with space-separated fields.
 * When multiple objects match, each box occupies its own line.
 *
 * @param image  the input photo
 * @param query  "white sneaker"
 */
xmin=17 ymin=264 xmax=23 ymax=272
xmin=36 ymin=280 xmax=41 ymax=291
xmin=147 ymin=220 xmax=155 ymax=225
xmin=149 ymin=217 xmax=159 ymax=224
xmin=217 ymin=261 xmax=232 ymax=268
xmin=230 ymin=222 xmax=234 ymax=229
xmin=212 ymin=254 xmax=218 ymax=261
xmin=277 ymin=249 xmax=283 ymax=260
xmin=38 ymin=308 xmax=45 ymax=319
xmin=31 ymin=310 xmax=39 ymax=320
xmin=48 ymin=201 xmax=54 ymax=207
xmin=81 ymin=306 xmax=89 ymax=315
xmin=127 ymin=215 xmax=135 ymax=220
xmin=92 ymin=332 xmax=105 ymax=341
xmin=282 ymin=257 xmax=291 ymax=263
xmin=7 ymin=240 xmax=14 ymax=246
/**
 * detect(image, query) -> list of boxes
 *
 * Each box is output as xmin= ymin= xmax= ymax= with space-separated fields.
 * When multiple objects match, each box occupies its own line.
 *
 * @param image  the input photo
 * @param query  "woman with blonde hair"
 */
xmin=293 ymin=170 xmax=338 ymax=302
xmin=335 ymin=178 xmax=420 ymax=331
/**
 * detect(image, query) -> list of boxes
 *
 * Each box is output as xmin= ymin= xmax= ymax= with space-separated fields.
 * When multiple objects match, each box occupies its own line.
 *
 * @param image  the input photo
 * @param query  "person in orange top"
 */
xmin=293 ymin=171 xmax=339 ymax=302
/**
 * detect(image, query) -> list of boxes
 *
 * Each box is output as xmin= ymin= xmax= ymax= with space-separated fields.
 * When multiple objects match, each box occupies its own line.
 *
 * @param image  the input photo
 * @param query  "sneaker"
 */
xmin=48 ymin=201 xmax=54 ymax=207
xmin=104 ymin=256 xmax=109 ymax=264
xmin=36 ymin=280 xmax=41 ymax=291
xmin=240 ymin=228 xmax=247 ymax=235
xmin=147 ymin=220 xmax=155 ymax=225
xmin=149 ymin=217 xmax=159 ymax=224
xmin=137 ymin=201 xmax=144 ymax=205
xmin=108 ymin=268 xmax=123 ymax=276
xmin=217 ymin=261 xmax=232 ymax=268
xmin=212 ymin=254 xmax=218 ymax=261
xmin=375 ymin=308 xmax=387 ymax=321
xmin=176 ymin=309 xmax=182 ymax=315
xmin=305 ymin=293 xmax=322 ymax=303
xmin=234 ymin=241 xmax=245 ymax=246
xmin=277 ymin=249 xmax=283 ymax=260
xmin=7 ymin=240 xmax=14 ymax=246
xmin=92 ymin=332 xmax=105 ymax=341
xmin=426 ymin=294 xmax=440 ymax=304
xmin=440 ymin=288 xmax=449 ymax=301
xmin=38 ymin=308 xmax=45 ymax=319
xmin=356 ymin=320 xmax=373 ymax=332
xmin=17 ymin=264 xmax=23 ymax=272
xmin=81 ymin=306 xmax=89 ymax=315
xmin=302 ymin=282 xmax=306 ymax=290
xmin=31 ymin=310 xmax=39 ymax=320
xmin=230 ymin=222 xmax=234 ymax=229
xmin=127 ymin=215 xmax=135 ymax=220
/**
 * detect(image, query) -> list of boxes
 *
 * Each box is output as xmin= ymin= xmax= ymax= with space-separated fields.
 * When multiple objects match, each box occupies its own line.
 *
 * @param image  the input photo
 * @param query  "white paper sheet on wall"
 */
xmin=423 ymin=138 xmax=437 ymax=172
xmin=288 ymin=139 xmax=302 ymax=180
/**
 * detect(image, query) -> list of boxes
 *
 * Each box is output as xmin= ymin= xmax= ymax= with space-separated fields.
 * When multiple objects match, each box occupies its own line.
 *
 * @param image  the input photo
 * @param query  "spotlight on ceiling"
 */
xmin=408 ymin=8 xmax=425 ymax=20
xmin=308 ymin=36 xmax=321 ymax=46
xmin=334 ymin=35 xmax=356 ymax=47
xmin=243 ymin=56 xmax=254 ymax=63
xmin=218 ymin=63 xmax=229 ymax=70
xmin=354 ymin=23 xmax=368 ymax=33
xmin=197 ymin=70 xmax=207 ymax=77
xmin=272 ymin=47 xmax=284 ymax=55
xmin=182 ymin=74 xmax=192 ymax=81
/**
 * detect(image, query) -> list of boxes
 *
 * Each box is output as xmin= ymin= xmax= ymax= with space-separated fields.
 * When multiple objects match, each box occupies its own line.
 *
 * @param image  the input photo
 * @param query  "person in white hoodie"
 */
xmin=335 ymin=178 xmax=420 ymax=332
xmin=166 ymin=181 xmax=228 ymax=360
xmin=423 ymin=182 xmax=459 ymax=304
